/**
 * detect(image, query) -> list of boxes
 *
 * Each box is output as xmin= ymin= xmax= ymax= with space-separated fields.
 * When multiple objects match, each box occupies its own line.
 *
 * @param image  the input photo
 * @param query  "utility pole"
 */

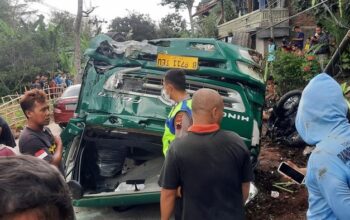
xmin=268 ymin=0 xmax=274 ymax=39
xmin=74 ymin=0 xmax=83 ymax=84
xmin=221 ymin=0 xmax=226 ymax=23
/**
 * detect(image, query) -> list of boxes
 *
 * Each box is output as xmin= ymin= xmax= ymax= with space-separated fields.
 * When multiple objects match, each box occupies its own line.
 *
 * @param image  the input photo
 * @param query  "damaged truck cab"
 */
xmin=61 ymin=34 xmax=265 ymax=207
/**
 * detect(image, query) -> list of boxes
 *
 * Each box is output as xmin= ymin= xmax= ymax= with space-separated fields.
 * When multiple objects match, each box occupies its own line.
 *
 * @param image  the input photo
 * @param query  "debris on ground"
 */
xmin=246 ymin=139 xmax=308 ymax=220
xmin=271 ymin=191 xmax=280 ymax=198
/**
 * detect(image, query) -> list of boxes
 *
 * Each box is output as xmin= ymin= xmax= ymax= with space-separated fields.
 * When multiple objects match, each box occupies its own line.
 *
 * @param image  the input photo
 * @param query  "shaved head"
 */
xmin=192 ymin=89 xmax=224 ymax=125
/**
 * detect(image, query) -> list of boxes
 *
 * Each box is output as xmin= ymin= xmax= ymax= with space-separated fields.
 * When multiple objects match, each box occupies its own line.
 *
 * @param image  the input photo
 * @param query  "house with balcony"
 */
xmin=193 ymin=0 xmax=315 ymax=56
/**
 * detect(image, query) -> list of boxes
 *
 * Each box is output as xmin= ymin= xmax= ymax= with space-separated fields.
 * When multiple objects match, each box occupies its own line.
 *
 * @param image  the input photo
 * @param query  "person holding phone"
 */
xmin=295 ymin=73 xmax=350 ymax=220
xmin=310 ymin=25 xmax=330 ymax=69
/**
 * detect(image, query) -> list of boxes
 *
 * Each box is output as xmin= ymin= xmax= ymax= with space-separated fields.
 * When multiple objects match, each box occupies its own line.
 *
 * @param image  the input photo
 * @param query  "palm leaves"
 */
xmin=0 ymin=19 xmax=15 ymax=38
xmin=312 ymin=0 xmax=344 ymax=17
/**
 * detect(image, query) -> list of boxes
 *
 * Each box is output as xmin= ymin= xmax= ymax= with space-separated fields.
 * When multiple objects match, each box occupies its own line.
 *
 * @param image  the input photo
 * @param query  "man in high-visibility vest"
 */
xmin=161 ymin=69 xmax=192 ymax=220
xmin=162 ymin=69 xmax=192 ymax=156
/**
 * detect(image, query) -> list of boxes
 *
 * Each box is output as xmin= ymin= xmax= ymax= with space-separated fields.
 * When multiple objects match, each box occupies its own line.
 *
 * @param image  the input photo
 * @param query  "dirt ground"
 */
xmin=245 ymin=136 xmax=309 ymax=220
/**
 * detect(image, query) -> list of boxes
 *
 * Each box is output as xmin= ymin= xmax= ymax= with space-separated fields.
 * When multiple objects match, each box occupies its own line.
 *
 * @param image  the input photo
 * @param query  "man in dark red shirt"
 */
xmin=159 ymin=88 xmax=253 ymax=220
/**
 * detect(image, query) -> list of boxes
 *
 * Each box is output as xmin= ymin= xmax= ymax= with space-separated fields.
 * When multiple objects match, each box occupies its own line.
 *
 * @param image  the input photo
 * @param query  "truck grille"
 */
xmin=105 ymin=73 xmax=245 ymax=112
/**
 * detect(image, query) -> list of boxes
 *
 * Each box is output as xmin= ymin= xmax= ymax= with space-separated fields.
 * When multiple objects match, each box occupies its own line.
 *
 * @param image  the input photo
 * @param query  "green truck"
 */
xmin=61 ymin=34 xmax=265 ymax=207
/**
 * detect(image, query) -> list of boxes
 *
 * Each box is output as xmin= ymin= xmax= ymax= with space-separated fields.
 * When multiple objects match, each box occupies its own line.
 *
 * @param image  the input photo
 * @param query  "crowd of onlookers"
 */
xmin=267 ymin=25 xmax=331 ymax=69
xmin=30 ymin=73 xmax=73 ymax=90
xmin=29 ymin=72 xmax=74 ymax=98
xmin=264 ymin=24 xmax=331 ymax=119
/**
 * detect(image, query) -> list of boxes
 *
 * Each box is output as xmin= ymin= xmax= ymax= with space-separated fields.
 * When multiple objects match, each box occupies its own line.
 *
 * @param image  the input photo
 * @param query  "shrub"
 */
xmin=271 ymin=51 xmax=320 ymax=95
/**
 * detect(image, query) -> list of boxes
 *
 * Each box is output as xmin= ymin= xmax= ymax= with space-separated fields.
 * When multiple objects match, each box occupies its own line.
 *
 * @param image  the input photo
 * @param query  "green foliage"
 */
xmin=292 ymin=0 xmax=311 ymax=11
xmin=108 ymin=12 xmax=157 ymax=41
xmin=319 ymin=18 xmax=349 ymax=47
xmin=340 ymin=49 xmax=350 ymax=71
xmin=272 ymin=51 xmax=320 ymax=95
xmin=58 ymin=51 xmax=74 ymax=75
xmin=0 ymin=0 xmax=97 ymax=97
xmin=316 ymin=1 xmax=350 ymax=75
xmin=341 ymin=82 xmax=350 ymax=94
xmin=0 ymin=19 xmax=15 ymax=37
xmin=196 ymin=13 xmax=218 ymax=38
xmin=160 ymin=0 xmax=195 ymax=35
xmin=222 ymin=0 xmax=237 ymax=22
xmin=341 ymin=82 xmax=350 ymax=109
xmin=195 ymin=0 xmax=237 ymax=37
xmin=160 ymin=0 xmax=194 ymax=10
xmin=158 ymin=13 xmax=188 ymax=38
xmin=0 ymin=16 xmax=57 ymax=95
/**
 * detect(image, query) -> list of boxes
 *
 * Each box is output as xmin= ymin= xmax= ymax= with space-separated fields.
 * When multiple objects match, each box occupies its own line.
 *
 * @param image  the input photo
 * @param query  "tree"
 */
xmin=73 ymin=0 xmax=83 ymax=83
xmin=223 ymin=0 xmax=237 ymax=22
xmin=50 ymin=12 xmax=75 ymax=39
xmin=108 ymin=12 xmax=157 ymax=41
xmin=196 ymin=13 xmax=218 ymax=38
xmin=160 ymin=0 xmax=195 ymax=36
xmin=0 ymin=0 xmax=96 ymax=96
xmin=0 ymin=1 xmax=57 ymax=95
xmin=194 ymin=0 xmax=237 ymax=37
xmin=158 ymin=13 xmax=188 ymax=38
xmin=0 ymin=16 xmax=57 ymax=95
xmin=0 ymin=0 xmax=12 ymax=24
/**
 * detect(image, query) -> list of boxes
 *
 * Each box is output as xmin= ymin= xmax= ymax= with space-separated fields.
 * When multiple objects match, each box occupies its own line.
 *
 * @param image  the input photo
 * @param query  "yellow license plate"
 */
xmin=156 ymin=54 xmax=198 ymax=70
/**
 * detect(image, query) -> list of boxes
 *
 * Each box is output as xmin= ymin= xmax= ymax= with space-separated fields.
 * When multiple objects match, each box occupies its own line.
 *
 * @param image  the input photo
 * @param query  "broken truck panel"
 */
xmin=85 ymin=35 xmax=265 ymax=90
xmin=61 ymin=34 xmax=265 ymax=208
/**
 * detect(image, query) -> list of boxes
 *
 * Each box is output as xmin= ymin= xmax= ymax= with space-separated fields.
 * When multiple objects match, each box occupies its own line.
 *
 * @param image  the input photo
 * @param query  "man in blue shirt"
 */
xmin=54 ymin=73 xmax=63 ymax=86
xmin=296 ymin=73 xmax=350 ymax=220
xmin=265 ymin=38 xmax=276 ymax=81
xmin=292 ymin=26 xmax=304 ymax=50
xmin=267 ymin=38 xmax=276 ymax=62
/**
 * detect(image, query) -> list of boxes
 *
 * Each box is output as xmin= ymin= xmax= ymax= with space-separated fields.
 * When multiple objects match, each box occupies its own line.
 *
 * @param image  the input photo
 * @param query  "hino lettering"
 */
xmin=224 ymin=112 xmax=250 ymax=122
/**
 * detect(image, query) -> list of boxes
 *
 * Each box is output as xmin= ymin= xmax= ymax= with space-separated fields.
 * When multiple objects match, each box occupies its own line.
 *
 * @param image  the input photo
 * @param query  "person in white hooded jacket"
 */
xmin=296 ymin=73 xmax=350 ymax=220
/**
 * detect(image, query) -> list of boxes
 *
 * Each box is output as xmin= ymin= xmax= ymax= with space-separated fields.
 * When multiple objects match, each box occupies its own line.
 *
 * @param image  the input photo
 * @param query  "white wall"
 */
xmin=256 ymin=39 xmax=266 ymax=55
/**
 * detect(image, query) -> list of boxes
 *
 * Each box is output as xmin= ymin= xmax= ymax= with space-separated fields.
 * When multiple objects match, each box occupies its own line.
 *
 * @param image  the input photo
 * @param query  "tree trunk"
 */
xmin=188 ymin=6 xmax=194 ymax=36
xmin=220 ymin=0 xmax=226 ymax=23
xmin=74 ymin=0 xmax=83 ymax=83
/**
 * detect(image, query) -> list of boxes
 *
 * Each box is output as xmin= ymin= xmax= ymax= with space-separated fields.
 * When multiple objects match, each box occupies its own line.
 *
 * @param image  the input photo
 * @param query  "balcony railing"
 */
xmin=218 ymin=8 xmax=289 ymax=38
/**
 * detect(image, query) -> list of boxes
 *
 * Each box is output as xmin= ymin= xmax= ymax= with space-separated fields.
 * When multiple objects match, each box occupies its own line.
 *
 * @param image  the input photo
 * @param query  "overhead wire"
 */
xmin=217 ymin=0 xmax=286 ymax=31
xmin=250 ymin=0 xmax=330 ymax=36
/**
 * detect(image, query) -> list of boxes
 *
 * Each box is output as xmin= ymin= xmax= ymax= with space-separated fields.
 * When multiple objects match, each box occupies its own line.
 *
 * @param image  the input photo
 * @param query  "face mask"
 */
xmin=163 ymin=89 xmax=171 ymax=100
xmin=161 ymin=89 xmax=175 ymax=105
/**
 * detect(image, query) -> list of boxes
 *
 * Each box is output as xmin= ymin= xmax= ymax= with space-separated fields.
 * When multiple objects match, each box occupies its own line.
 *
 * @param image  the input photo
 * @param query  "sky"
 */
xmin=30 ymin=0 xmax=201 ymax=29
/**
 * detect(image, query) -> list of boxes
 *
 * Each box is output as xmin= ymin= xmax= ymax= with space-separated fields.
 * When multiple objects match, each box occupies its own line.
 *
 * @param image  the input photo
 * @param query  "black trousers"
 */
xmin=174 ymin=198 xmax=183 ymax=220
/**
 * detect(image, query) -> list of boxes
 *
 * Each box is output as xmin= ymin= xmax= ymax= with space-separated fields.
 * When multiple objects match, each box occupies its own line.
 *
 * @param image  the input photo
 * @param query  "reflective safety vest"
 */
xmin=162 ymin=99 xmax=192 ymax=156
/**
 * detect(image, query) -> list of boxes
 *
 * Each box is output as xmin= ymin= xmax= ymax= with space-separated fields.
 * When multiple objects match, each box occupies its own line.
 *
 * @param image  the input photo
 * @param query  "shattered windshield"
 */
xmin=103 ymin=69 xmax=246 ymax=112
